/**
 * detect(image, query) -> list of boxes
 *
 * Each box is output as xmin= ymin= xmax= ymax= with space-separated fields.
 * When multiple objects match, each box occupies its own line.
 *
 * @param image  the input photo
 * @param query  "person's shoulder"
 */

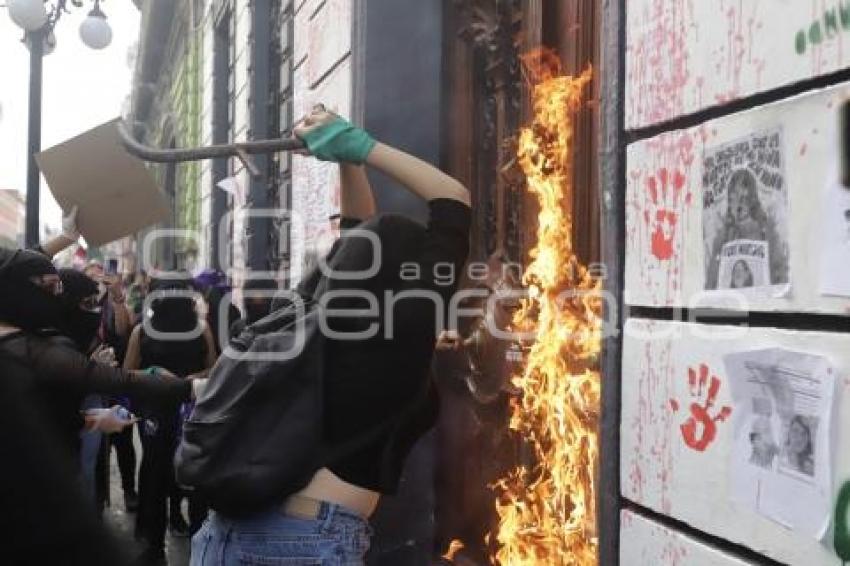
xmin=42 ymin=333 xmax=77 ymax=349
xmin=0 ymin=328 xmax=29 ymax=355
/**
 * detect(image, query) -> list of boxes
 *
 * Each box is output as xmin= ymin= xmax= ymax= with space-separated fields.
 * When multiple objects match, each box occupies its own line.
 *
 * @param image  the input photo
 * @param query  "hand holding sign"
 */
xmin=36 ymin=119 xmax=170 ymax=247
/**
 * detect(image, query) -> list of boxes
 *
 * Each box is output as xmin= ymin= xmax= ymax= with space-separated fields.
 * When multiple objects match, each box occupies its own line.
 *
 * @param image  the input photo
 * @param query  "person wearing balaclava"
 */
xmin=0 ymin=247 xmax=198 ymax=564
xmin=0 ymin=247 xmax=193 ymax=459
xmin=58 ymin=268 xmax=115 ymax=513
xmin=58 ymin=268 xmax=104 ymax=354
xmin=124 ymin=275 xmax=217 ymax=563
xmin=228 ymin=276 xmax=280 ymax=337
xmin=82 ymin=259 xmax=141 ymax=514
xmin=193 ymin=269 xmax=242 ymax=356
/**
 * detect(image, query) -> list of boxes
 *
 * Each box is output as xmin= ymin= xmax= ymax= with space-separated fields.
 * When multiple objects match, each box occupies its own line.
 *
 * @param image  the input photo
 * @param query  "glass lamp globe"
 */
xmin=79 ymin=6 xmax=112 ymax=50
xmin=7 ymin=0 xmax=48 ymax=31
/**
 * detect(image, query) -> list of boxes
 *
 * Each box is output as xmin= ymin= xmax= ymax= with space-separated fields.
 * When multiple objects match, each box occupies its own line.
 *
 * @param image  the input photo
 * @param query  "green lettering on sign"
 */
xmin=827 ymin=8 xmax=840 ymax=36
xmin=810 ymin=20 xmax=824 ymax=45
xmin=796 ymin=29 xmax=807 ymax=54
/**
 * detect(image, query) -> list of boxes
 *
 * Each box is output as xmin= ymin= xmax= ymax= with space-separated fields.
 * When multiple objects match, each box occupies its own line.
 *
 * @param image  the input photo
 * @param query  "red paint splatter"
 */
xmin=646 ymin=168 xmax=690 ymax=261
xmin=669 ymin=363 xmax=732 ymax=452
xmin=799 ymin=143 xmax=808 ymax=156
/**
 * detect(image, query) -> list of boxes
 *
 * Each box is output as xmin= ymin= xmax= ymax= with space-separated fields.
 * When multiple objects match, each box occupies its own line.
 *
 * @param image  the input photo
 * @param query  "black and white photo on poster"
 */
xmin=702 ymin=127 xmax=790 ymax=292
xmin=723 ymin=348 xmax=836 ymax=538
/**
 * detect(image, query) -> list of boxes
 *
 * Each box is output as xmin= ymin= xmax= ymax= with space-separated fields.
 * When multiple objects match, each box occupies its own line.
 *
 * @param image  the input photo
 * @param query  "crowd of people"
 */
xmin=1 ymin=224 xmax=271 ymax=562
xmin=0 ymin=106 xmax=471 ymax=565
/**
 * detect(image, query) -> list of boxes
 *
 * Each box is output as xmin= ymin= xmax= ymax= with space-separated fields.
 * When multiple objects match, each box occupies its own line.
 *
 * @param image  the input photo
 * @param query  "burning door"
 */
xmin=437 ymin=2 xmax=603 ymax=564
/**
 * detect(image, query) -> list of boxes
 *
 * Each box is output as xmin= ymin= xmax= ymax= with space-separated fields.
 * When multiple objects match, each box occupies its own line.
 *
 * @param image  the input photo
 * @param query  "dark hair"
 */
xmin=788 ymin=415 xmax=813 ymax=470
xmin=243 ymin=277 xmax=279 ymax=292
xmin=730 ymin=259 xmax=754 ymax=288
xmin=0 ymin=248 xmax=63 ymax=331
xmin=726 ymin=169 xmax=763 ymax=217
xmin=58 ymin=269 xmax=98 ymax=303
xmin=147 ymin=275 xmax=198 ymax=334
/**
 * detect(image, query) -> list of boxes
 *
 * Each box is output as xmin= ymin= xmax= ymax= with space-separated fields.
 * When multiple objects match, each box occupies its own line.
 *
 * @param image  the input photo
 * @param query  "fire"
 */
xmin=444 ymin=539 xmax=465 ymax=561
xmin=491 ymin=50 xmax=600 ymax=566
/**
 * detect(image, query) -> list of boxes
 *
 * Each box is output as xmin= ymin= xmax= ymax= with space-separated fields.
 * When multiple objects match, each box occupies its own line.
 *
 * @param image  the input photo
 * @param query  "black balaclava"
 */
xmin=296 ymin=214 xmax=427 ymax=340
xmin=148 ymin=277 xmax=198 ymax=334
xmin=297 ymin=213 xmax=426 ymax=299
xmin=57 ymin=269 xmax=101 ymax=353
xmin=243 ymin=278 xmax=278 ymax=324
xmin=0 ymin=248 xmax=64 ymax=333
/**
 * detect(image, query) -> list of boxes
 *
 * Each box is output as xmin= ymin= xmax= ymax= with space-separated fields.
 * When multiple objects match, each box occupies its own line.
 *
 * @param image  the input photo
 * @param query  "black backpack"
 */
xmin=174 ymin=290 xmax=430 ymax=517
xmin=174 ymin=291 xmax=328 ymax=516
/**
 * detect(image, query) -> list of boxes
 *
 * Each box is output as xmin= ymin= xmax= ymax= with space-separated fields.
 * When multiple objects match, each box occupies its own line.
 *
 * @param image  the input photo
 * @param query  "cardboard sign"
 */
xmin=35 ymin=118 xmax=170 ymax=247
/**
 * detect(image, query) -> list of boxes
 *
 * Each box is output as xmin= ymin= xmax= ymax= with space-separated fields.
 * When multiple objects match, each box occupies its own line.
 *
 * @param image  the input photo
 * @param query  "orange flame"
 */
xmin=443 ymin=539 xmax=465 ymax=561
xmin=491 ymin=50 xmax=600 ymax=566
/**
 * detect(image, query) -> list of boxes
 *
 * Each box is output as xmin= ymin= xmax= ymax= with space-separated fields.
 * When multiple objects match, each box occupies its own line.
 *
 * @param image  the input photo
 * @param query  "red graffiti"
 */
xmin=669 ymin=363 xmax=732 ymax=452
xmin=644 ymin=168 xmax=686 ymax=260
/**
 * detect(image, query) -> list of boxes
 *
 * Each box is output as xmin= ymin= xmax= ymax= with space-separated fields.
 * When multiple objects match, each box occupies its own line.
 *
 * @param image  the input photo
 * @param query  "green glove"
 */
xmin=835 ymin=480 xmax=850 ymax=563
xmin=300 ymin=116 xmax=376 ymax=164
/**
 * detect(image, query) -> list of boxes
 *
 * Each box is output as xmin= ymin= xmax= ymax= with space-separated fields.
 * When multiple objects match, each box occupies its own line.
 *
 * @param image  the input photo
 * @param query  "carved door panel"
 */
xmin=443 ymin=0 xmax=599 ymax=267
xmin=436 ymin=1 xmax=600 ymax=563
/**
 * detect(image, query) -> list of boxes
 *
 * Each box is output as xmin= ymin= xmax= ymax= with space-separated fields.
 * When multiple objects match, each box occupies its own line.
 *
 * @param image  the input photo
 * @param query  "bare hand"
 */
xmin=84 ymin=406 xmax=137 ymax=434
xmin=61 ymin=205 xmax=80 ymax=241
xmin=291 ymin=103 xmax=337 ymax=156
xmin=90 ymin=344 xmax=117 ymax=367
xmin=435 ymin=330 xmax=463 ymax=352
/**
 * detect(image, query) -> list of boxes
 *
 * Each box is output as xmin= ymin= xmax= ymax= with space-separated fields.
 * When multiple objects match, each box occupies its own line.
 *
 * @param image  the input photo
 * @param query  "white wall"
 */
xmin=621 ymin=318 xmax=850 ymax=565
xmin=289 ymin=0 xmax=353 ymax=285
xmin=625 ymin=80 xmax=850 ymax=314
xmin=620 ymin=510 xmax=755 ymax=566
xmin=626 ymin=0 xmax=850 ymax=128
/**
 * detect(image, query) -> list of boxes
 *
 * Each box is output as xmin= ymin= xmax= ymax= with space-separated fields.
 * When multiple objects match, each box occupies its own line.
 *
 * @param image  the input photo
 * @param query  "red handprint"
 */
xmin=643 ymin=168 xmax=687 ymax=261
xmin=669 ymin=363 xmax=732 ymax=452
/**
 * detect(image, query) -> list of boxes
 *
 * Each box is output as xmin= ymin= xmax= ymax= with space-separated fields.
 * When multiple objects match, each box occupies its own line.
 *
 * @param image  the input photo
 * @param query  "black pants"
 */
xmin=111 ymin=423 xmax=137 ymax=493
xmin=169 ymin=484 xmax=209 ymax=534
xmin=137 ymin=425 xmax=178 ymax=550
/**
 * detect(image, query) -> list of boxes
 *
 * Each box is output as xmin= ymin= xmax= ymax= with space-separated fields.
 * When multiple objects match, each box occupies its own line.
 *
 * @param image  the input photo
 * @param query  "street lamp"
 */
xmin=5 ymin=0 xmax=113 ymax=247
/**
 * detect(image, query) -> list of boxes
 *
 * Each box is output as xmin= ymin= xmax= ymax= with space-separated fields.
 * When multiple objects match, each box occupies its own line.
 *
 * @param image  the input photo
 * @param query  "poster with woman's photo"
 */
xmin=702 ymin=128 xmax=791 ymax=295
xmin=723 ymin=349 xmax=836 ymax=539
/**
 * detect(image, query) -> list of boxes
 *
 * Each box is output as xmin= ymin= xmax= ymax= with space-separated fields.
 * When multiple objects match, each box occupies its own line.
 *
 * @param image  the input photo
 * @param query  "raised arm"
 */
xmin=38 ymin=206 xmax=80 ymax=258
xmin=123 ymin=325 xmax=142 ymax=371
xmin=365 ymin=143 xmax=470 ymax=205
xmin=108 ymin=279 xmax=132 ymax=339
xmin=339 ymin=164 xmax=376 ymax=220
xmin=293 ymin=107 xmax=470 ymax=206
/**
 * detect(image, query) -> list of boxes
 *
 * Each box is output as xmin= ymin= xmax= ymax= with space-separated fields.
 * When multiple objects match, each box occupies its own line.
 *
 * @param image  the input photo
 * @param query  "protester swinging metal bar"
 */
xmin=116 ymin=120 xmax=304 ymax=179
xmin=115 ymin=100 xmax=324 ymax=176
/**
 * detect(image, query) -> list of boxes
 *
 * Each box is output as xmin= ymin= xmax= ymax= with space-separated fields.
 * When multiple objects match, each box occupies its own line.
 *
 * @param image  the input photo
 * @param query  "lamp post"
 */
xmin=6 ymin=0 xmax=112 ymax=247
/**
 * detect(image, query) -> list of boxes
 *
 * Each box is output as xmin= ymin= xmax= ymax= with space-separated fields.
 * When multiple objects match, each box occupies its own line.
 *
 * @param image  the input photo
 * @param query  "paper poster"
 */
xmin=702 ymin=128 xmax=791 ymax=295
xmin=716 ymin=239 xmax=771 ymax=289
xmin=35 ymin=118 xmax=170 ymax=247
xmin=723 ymin=348 xmax=836 ymax=539
xmin=818 ymin=173 xmax=850 ymax=297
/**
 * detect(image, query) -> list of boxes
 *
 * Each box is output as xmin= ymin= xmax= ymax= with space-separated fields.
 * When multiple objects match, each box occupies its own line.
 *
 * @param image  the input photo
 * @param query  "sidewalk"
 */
xmin=102 ymin=437 xmax=191 ymax=566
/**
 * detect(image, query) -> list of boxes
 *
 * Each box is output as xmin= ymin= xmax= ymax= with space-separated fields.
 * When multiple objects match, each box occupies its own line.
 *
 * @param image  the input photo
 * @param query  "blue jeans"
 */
xmin=190 ymin=502 xmax=372 ymax=565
